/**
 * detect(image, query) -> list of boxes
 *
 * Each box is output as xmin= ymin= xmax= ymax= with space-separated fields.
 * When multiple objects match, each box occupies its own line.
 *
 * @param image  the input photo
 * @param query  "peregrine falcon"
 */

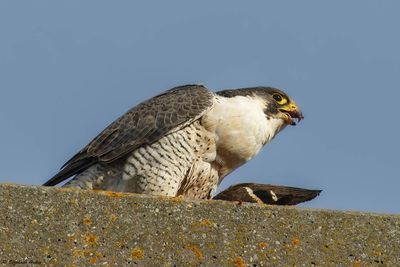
xmin=43 ymin=84 xmax=303 ymax=199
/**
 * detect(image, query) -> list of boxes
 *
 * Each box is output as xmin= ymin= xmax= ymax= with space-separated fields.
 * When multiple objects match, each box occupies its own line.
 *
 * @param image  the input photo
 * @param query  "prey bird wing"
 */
xmin=43 ymin=85 xmax=214 ymax=186
xmin=213 ymin=183 xmax=321 ymax=205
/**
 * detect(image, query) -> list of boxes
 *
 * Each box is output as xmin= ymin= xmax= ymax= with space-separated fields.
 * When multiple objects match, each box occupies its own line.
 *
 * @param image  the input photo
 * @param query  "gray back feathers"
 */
xmin=44 ymin=84 xmax=214 ymax=186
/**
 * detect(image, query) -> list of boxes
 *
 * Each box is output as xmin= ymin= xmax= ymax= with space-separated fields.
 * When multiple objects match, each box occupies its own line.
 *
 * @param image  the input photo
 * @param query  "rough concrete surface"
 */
xmin=0 ymin=184 xmax=399 ymax=266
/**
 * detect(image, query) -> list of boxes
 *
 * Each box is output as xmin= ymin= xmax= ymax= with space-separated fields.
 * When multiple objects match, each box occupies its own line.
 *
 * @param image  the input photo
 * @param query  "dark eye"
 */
xmin=272 ymin=93 xmax=288 ymax=105
xmin=273 ymin=94 xmax=282 ymax=102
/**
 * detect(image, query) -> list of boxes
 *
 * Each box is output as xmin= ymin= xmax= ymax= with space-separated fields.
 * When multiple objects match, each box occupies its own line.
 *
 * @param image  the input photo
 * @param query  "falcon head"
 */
xmin=261 ymin=88 xmax=303 ymax=126
xmin=216 ymin=86 xmax=303 ymax=126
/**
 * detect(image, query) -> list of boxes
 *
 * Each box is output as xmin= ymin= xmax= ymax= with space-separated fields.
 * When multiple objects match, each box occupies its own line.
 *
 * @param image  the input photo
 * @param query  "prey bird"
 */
xmin=43 ymin=84 xmax=303 ymax=199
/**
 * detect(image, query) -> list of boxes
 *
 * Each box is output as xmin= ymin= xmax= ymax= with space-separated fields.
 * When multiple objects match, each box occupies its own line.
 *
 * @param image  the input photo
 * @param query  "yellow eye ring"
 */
xmin=273 ymin=93 xmax=287 ymax=105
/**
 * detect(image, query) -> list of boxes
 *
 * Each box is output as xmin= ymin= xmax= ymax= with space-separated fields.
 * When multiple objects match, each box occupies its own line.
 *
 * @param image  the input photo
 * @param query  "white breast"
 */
xmin=201 ymin=95 xmax=286 ymax=178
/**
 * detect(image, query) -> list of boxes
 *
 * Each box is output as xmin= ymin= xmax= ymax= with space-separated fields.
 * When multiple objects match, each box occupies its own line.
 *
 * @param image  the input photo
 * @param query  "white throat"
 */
xmin=202 ymin=94 xmax=286 ymax=177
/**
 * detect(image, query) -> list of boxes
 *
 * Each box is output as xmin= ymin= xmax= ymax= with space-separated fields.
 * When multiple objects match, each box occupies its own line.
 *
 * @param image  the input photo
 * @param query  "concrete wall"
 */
xmin=1 ymin=184 xmax=399 ymax=266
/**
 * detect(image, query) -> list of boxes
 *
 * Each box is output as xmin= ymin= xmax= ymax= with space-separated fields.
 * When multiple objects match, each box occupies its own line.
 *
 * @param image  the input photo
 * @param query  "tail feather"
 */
xmin=43 ymin=157 xmax=97 ymax=186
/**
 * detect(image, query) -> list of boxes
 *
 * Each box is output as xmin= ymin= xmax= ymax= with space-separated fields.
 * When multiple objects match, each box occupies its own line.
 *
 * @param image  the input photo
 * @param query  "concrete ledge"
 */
xmin=1 ymin=184 xmax=399 ymax=266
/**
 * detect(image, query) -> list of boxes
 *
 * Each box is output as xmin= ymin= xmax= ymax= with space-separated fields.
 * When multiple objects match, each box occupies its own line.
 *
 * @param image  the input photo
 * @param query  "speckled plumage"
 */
xmin=64 ymin=120 xmax=218 ymax=198
xmin=44 ymin=84 xmax=303 ymax=199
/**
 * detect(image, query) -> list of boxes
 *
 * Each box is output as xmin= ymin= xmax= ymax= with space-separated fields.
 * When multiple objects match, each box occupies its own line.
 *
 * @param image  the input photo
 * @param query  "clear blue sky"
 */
xmin=1 ymin=1 xmax=399 ymax=213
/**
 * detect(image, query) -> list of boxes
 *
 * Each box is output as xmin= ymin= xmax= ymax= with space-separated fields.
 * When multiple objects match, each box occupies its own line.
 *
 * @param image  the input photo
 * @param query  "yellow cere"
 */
xmin=280 ymin=103 xmax=298 ymax=112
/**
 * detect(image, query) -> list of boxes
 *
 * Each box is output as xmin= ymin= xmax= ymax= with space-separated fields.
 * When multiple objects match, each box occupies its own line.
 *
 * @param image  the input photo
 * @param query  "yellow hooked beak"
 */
xmin=278 ymin=103 xmax=303 ymax=126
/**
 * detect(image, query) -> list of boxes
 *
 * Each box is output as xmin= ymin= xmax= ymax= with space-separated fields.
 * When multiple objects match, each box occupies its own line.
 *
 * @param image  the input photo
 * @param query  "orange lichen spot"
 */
xmin=89 ymin=257 xmax=97 ymax=264
xmin=233 ymin=256 xmax=246 ymax=267
xmin=84 ymin=234 xmax=98 ymax=247
xmin=109 ymin=213 xmax=119 ymax=222
xmin=69 ymin=198 xmax=79 ymax=205
xmin=83 ymin=216 xmax=93 ymax=225
xmin=352 ymin=261 xmax=368 ymax=267
xmin=258 ymin=242 xmax=268 ymax=249
xmin=185 ymin=244 xmax=203 ymax=260
xmin=199 ymin=219 xmax=214 ymax=227
xmin=105 ymin=191 xmax=125 ymax=198
xmin=73 ymin=250 xmax=82 ymax=257
xmin=130 ymin=247 xmax=144 ymax=260
xmin=291 ymin=238 xmax=301 ymax=246
xmin=93 ymin=189 xmax=130 ymax=198
xmin=192 ymin=218 xmax=215 ymax=229
xmin=169 ymin=195 xmax=185 ymax=203
xmin=115 ymin=240 xmax=126 ymax=249
xmin=73 ymin=249 xmax=89 ymax=258
xmin=67 ymin=233 xmax=78 ymax=243
xmin=59 ymin=187 xmax=79 ymax=192
xmin=373 ymin=250 xmax=383 ymax=257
